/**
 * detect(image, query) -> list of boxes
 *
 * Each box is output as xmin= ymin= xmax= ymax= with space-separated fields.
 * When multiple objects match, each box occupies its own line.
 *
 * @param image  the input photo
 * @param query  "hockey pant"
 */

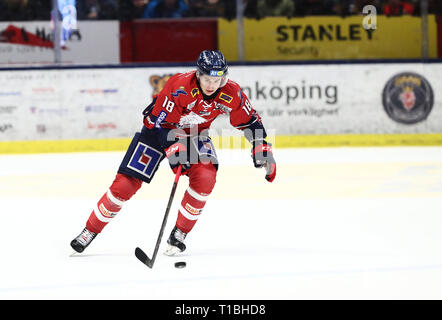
xmin=85 ymin=127 xmax=218 ymax=235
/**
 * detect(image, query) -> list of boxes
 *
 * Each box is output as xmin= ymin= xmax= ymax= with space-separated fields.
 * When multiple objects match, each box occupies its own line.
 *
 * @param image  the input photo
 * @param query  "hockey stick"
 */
xmin=135 ymin=165 xmax=182 ymax=268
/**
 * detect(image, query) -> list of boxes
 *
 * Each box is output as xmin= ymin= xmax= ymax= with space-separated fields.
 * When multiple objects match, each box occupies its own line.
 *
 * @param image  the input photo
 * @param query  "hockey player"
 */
xmin=70 ymin=50 xmax=276 ymax=255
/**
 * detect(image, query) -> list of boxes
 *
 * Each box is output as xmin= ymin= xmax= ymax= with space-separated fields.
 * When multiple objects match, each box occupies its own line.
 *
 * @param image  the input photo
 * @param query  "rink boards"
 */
xmin=0 ymin=62 xmax=441 ymax=153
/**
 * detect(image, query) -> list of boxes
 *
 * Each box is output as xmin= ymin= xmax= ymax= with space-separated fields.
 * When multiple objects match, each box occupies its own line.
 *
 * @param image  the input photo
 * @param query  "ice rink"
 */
xmin=1 ymin=146 xmax=442 ymax=300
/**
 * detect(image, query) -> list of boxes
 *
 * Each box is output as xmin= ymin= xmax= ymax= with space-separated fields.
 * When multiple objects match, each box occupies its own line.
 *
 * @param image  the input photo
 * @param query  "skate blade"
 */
xmin=69 ymin=251 xmax=78 ymax=257
xmin=163 ymin=244 xmax=182 ymax=256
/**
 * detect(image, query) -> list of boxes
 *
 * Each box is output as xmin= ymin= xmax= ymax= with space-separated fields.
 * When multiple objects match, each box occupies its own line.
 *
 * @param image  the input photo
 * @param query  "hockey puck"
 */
xmin=174 ymin=261 xmax=186 ymax=268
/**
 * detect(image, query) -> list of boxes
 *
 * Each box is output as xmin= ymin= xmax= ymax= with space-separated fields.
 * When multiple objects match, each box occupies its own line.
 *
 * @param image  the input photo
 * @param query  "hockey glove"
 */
xmin=252 ymin=142 xmax=276 ymax=182
xmin=165 ymin=141 xmax=191 ymax=175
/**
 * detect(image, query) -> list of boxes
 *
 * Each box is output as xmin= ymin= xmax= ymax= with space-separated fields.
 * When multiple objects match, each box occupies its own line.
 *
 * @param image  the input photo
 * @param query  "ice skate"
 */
xmin=70 ymin=227 xmax=97 ymax=253
xmin=164 ymin=226 xmax=187 ymax=256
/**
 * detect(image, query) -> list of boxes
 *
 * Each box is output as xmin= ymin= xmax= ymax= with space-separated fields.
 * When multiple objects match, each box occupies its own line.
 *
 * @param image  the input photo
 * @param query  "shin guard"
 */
xmin=86 ymin=173 xmax=142 ymax=233
xmin=175 ymin=163 xmax=216 ymax=234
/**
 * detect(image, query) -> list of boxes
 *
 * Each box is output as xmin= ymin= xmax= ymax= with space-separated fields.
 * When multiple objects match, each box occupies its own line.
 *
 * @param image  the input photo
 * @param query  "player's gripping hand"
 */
xmin=252 ymin=142 xmax=276 ymax=182
xmin=165 ymin=141 xmax=191 ymax=175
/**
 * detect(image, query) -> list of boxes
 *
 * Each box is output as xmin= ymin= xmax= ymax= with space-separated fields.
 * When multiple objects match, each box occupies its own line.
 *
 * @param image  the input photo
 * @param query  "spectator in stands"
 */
xmin=77 ymin=0 xmax=118 ymax=20
xmin=427 ymin=0 xmax=442 ymax=15
xmin=348 ymin=0 xmax=382 ymax=15
xmin=217 ymin=0 xmax=255 ymax=21
xmin=244 ymin=0 xmax=258 ymax=18
xmin=383 ymin=0 xmax=414 ymax=16
xmin=222 ymin=0 xmax=236 ymax=20
xmin=0 ymin=0 xmax=50 ymax=21
xmin=118 ymin=0 xmax=149 ymax=20
xmin=187 ymin=0 xmax=224 ymax=17
xmin=331 ymin=0 xmax=351 ymax=16
xmin=143 ymin=0 xmax=190 ymax=18
xmin=295 ymin=0 xmax=335 ymax=16
xmin=244 ymin=0 xmax=295 ymax=19
xmin=413 ymin=0 xmax=442 ymax=15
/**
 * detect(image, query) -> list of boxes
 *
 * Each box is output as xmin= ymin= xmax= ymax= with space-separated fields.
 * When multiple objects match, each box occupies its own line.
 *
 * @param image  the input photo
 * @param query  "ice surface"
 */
xmin=1 ymin=146 xmax=442 ymax=299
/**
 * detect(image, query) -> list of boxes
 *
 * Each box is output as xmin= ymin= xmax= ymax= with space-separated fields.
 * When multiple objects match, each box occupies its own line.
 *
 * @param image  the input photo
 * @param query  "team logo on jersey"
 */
xmin=171 ymin=87 xmax=187 ymax=97
xmin=382 ymin=72 xmax=434 ymax=124
xmin=191 ymin=88 xmax=199 ymax=97
xmin=219 ymin=93 xmax=233 ymax=103
xmin=186 ymin=100 xmax=197 ymax=111
xmin=155 ymin=111 xmax=168 ymax=128
xmin=199 ymin=101 xmax=213 ymax=116
xmin=215 ymin=102 xmax=232 ymax=113
xmin=178 ymin=112 xmax=207 ymax=128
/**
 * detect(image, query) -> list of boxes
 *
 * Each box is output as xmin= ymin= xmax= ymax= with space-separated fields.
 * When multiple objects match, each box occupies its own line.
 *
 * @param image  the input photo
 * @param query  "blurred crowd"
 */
xmin=0 ymin=0 xmax=441 ymax=21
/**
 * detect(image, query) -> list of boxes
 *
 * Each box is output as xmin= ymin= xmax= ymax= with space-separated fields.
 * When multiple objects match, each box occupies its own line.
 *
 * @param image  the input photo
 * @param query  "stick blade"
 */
xmin=135 ymin=247 xmax=153 ymax=268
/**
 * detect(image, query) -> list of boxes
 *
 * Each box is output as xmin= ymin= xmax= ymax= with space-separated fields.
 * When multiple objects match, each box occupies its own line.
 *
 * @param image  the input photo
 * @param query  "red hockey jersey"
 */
xmin=146 ymin=70 xmax=258 ymax=134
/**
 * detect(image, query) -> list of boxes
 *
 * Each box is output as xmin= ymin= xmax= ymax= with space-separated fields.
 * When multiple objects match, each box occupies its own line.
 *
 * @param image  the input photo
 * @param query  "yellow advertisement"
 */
xmin=219 ymin=16 xmax=437 ymax=61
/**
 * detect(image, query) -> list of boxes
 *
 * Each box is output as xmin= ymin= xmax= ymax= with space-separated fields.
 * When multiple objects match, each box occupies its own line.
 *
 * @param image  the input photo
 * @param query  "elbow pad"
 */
xmin=238 ymin=114 xmax=267 ymax=146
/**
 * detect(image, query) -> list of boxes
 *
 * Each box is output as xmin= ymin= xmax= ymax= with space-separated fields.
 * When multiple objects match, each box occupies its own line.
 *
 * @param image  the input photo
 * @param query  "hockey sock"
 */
xmin=86 ymin=173 xmax=142 ymax=233
xmin=86 ymin=189 xmax=125 ymax=233
xmin=176 ymin=187 xmax=209 ymax=233
xmin=175 ymin=163 xmax=216 ymax=234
